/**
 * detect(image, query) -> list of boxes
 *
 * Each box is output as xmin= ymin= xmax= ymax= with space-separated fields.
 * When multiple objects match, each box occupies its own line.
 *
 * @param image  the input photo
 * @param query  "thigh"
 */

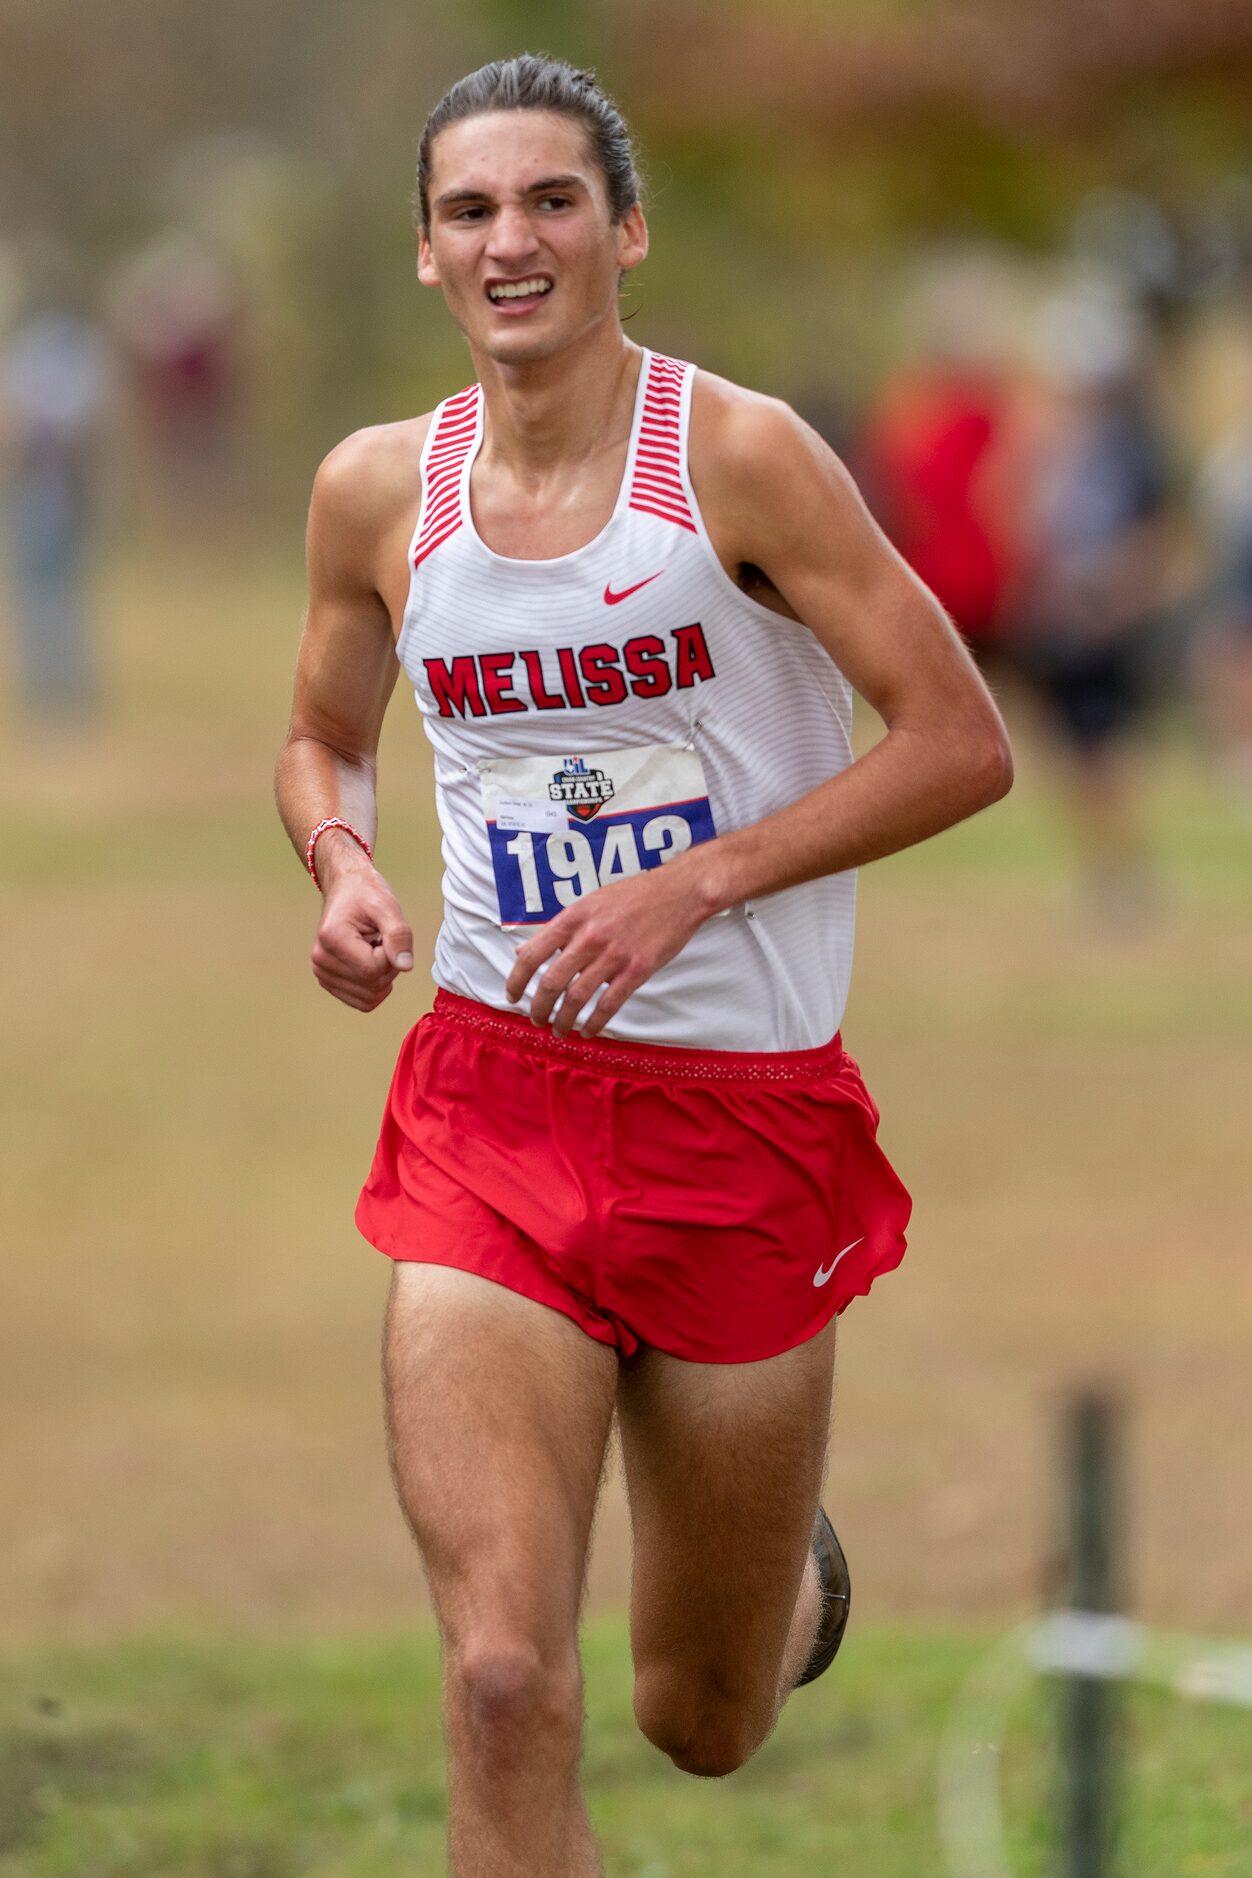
xmin=616 ymin=1319 xmax=838 ymax=1693
xmin=384 ymin=1262 xmax=619 ymax=1655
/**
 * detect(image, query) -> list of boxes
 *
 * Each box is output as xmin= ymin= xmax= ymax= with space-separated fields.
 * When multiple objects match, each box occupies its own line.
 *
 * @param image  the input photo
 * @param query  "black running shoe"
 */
xmin=794 ymin=1507 xmax=851 ymax=1687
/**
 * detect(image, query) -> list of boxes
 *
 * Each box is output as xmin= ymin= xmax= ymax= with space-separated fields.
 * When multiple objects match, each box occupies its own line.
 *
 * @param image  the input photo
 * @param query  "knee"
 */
xmin=451 ymin=1636 xmax=584 ymax=1768
xmin=633 ymin=1663 xmax=763 ymax=1779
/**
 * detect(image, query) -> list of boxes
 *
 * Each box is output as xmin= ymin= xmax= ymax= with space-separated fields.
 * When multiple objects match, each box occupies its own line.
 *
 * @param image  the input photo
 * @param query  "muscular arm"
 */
xmin=680 ymin=382 xmax=1013 ymax=910
xmin=275 ymin=428 xmax=420 ymax=1011
xmin=510 ymin=379 xmax=1012 ymax=1034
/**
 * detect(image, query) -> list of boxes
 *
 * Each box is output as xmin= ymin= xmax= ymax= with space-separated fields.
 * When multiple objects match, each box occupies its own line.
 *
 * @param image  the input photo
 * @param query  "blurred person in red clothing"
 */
xmin=858 ymin=255 xmax=1022 ymax=665
xmin=106 ymin=231 xmax=243 ymax=506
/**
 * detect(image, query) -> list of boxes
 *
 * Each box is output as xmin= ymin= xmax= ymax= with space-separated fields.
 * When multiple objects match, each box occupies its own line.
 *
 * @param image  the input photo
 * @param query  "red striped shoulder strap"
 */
xmin=412 ymin=383 xmax=481 ymax=568
xmin=628 ymin=351 xmax=697 ymax=534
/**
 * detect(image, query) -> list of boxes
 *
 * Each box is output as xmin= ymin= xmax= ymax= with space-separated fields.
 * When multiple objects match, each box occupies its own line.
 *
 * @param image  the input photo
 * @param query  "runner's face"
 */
xmin=418 ymin=111 xmax=647 ymax=364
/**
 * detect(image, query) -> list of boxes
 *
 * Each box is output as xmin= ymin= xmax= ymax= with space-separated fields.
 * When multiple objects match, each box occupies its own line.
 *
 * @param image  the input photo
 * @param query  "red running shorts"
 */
xmin=356 ymin=990 xmax=912 ymax=1365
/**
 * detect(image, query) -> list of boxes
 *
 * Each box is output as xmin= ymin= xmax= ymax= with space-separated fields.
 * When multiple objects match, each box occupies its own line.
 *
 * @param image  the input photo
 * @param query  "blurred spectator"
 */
xmin=106 ymin=230 xmax=244 ymax=506
xmin=1011 ymin=279 xmax=1171 ymax=924
xmin=1 ymin=284 xmax=111 ymax=718
xmin=858 ymin=254 xmax=1022 ymax=661
xmin=1193 ymin=418 xmax=1252 ymax=796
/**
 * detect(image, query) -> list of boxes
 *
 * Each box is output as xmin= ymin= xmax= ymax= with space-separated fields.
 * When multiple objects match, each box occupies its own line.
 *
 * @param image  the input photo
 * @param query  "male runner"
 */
xmin=275 ymin=55 xmax=1012 ymax=1878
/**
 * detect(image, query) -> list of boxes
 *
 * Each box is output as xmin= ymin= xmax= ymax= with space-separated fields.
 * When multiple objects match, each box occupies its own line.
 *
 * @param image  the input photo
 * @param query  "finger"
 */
xmin=316 ymin=972 xmax=390 ymax=1006
xmin=506 ymin=922 xmax=566 ymax=1003
xmin=529 ymin=939 xmax=599 ymax=1028
xmin=527 ymin=961 xmax=564 ymax=1028
xmin=317 ymin=922 xmax=386 ymax=975
xmin=550 ymin=970 xmax=605 ymax=1038
xmin=363 ymin=936 xmax=403 ymax=984
xmin=534 ymin=918 xmax=631 ymax=1026
xmin=323 ymin=980 xmax=391 ymax=1012
xmin=381 ymin=914 xmax=414 ymax=973
xmin=319 ymin=980 xmax=389 ymax=1012
xmin=315 ymin=933 xmax=397 ymax=987
xmin=312 ymin=962 xmax=394 ymax=1010
xmin=321 ymin=896 xmax=407 ymax=972
xmin=578 ymin=971 xmax=639 ymax=1037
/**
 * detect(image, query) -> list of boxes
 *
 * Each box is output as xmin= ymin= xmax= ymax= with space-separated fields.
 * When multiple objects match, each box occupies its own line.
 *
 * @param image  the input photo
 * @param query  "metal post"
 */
xmin=1059 ymin=1392 xmax=1122 ymax=1878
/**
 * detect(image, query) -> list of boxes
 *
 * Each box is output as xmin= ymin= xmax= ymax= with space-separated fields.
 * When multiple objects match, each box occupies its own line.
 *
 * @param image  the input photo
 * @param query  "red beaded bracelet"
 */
xmin=305 ymin=816 xmax=374 ymax=891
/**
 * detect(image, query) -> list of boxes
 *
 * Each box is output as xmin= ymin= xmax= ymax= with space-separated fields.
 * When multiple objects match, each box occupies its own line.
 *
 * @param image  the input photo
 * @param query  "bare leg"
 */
xmin=384 ymin=1264 xmax=619 ymax=1876
xmin=1069 ymin=743 xmax=1149 ymax=881
xmin=616 ymin=1318 xmax=838 ymax=1778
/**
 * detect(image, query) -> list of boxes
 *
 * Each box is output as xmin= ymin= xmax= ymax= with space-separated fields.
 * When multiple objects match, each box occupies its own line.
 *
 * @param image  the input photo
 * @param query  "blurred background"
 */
xmin=2 ymin=0 xmax=1251 ymax=1872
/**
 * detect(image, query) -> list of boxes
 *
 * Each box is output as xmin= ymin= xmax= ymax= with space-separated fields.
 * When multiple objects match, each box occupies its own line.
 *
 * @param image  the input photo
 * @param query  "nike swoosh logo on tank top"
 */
xmin=394 ymin=348 xmax=859 ymax=1052
xmin=604 ymin=573 xmax=663 ymax=604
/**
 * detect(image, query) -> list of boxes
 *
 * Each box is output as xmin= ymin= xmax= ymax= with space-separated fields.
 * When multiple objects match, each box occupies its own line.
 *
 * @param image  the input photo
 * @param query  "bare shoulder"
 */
xmin=312 ymin=414 xmax=435 ymax=538
xmin=693 ymin=368 xmax=845 ymax=469
xmin=690 ymin=369 xmax=795 ymax=454
xmin=688 ymin=370 xmax=862 ymax=567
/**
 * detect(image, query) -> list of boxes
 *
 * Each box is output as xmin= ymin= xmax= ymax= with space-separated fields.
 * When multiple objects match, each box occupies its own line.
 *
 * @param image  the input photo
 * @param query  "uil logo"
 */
xmin=548 ymin=755 xmax=615 ymax=822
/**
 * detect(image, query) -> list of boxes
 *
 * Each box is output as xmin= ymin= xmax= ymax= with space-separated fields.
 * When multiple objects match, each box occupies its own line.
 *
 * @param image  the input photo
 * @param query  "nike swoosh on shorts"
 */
xmin=813 ymin=1237 xmax=865 ymax=1287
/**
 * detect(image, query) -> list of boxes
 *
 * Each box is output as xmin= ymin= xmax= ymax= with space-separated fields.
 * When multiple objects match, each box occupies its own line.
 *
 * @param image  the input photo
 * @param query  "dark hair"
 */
xmin=416 ymin=54 xmax=643 ymax=231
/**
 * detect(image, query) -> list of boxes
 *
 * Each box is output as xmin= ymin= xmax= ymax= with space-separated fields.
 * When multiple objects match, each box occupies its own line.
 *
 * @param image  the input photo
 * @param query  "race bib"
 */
xmin=480 ymin=744 xmax=718 ymax=927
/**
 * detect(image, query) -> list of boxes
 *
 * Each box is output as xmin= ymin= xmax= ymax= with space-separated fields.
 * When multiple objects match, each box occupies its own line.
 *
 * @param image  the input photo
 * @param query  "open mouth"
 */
xmin=486 ymin=276 xmax=554 ymax=311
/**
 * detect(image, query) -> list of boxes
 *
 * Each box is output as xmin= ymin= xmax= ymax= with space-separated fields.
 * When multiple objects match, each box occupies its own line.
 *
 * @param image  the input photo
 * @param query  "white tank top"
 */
xmin=395 ymin=349 xmax=857 ymax=1051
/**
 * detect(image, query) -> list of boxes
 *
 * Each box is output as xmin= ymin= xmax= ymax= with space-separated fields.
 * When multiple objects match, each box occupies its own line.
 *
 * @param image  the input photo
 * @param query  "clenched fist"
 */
xmin=311 ymin=837 xmax=413 ymax=1013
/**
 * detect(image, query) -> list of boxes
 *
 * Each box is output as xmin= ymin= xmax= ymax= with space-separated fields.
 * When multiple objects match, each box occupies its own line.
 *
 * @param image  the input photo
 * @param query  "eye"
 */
xmin=452 ymin=204 xmax=488 ymax=222
xmin=538 ymin=194 xmax=573 ymax=212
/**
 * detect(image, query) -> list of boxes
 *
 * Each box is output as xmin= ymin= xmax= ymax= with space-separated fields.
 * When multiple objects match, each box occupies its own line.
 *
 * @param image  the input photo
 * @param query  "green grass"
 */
xmin=4 ymin=544 xmax=1252 ymax=1869
xmin=2 ymin=1623 xmax=1250 ymax=1876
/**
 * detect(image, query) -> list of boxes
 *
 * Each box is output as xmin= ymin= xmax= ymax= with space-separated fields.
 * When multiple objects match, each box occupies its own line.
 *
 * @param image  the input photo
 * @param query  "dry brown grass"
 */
xmin=3 ymin=541 xmax=1250 ymax=1642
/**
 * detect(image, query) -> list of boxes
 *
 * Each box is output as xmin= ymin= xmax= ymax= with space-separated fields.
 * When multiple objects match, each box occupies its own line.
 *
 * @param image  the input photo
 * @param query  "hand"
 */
xmin=311 ymin=855 xmax=414 ymax=1013
xmin=505 ymin=856 xmax=714 ymax=1037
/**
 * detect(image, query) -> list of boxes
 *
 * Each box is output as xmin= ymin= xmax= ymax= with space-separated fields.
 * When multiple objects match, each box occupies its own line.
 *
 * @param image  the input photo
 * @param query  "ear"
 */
xmin=417 ymin=228 xmax=441 ymax=288
xmin=616 ymin=202 xmax=648 ymax=275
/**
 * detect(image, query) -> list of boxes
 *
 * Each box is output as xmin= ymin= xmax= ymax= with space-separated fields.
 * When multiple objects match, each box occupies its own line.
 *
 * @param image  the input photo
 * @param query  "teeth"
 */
xmin=489 ymin=278 xmax=552 ymax=301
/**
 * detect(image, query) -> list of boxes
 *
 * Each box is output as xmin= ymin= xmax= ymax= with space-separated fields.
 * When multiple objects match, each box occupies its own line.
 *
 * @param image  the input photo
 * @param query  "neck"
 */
xmin=470 ymin=325 xmax=643 ymax=474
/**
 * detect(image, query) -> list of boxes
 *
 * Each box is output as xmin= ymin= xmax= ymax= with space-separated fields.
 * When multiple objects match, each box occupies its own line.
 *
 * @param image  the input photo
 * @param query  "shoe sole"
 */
xmin=794 ymin=1506 xmax=851 ymax=1687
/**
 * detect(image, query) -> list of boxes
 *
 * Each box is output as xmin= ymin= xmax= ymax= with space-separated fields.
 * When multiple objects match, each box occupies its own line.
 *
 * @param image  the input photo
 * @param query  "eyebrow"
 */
xmin=434 ymin=174 xmax=586 ymax=209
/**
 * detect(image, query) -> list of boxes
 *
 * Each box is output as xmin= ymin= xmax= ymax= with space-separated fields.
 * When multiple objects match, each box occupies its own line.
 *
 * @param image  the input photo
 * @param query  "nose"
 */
xmin=486 ymin=203 xmax=541 ymax=267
